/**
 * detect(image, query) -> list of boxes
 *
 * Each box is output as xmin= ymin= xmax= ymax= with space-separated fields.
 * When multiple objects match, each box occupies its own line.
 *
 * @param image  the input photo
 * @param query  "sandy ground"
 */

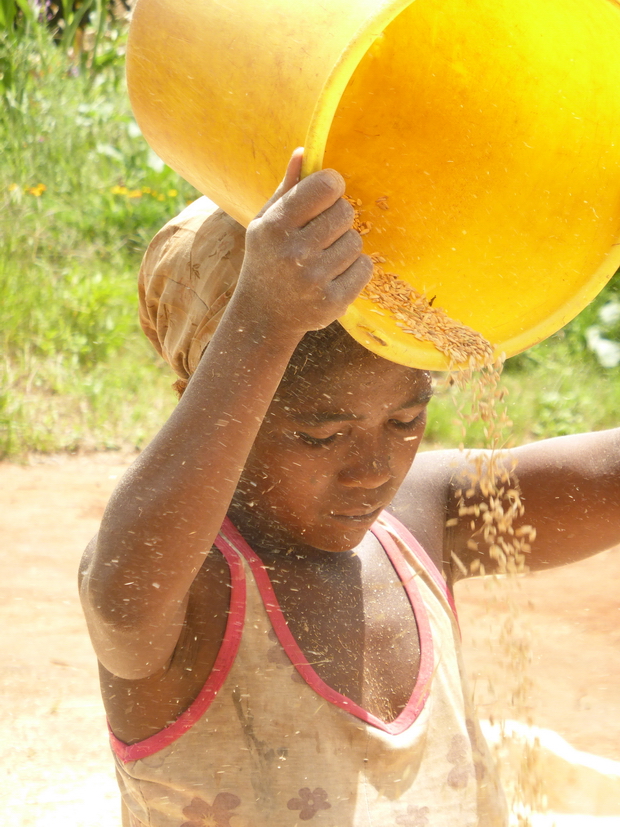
xmin=1 ymin=452 xmax=619 ymax=826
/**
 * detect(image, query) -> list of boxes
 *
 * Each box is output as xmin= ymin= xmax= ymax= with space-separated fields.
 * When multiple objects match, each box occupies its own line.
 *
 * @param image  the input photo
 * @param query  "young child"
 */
xmin=79 ymin=149 xmax=620 ymax=827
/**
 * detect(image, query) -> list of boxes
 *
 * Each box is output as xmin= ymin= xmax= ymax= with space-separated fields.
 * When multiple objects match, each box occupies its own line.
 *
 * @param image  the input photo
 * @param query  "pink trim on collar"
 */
xmin=219 ymin=516 xmax=434 ymax=736
xmin=109 ymin=541 xmax=246 ymax=764
xmin=379 ymin=510 xmax=459 ymax=619
xmin=109 ymin=512 xmax=447 ymax=761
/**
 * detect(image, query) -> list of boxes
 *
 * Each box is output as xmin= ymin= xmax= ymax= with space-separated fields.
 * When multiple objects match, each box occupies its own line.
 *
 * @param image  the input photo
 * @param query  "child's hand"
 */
xmin=236 ymin=149 xmax=373 ymax=336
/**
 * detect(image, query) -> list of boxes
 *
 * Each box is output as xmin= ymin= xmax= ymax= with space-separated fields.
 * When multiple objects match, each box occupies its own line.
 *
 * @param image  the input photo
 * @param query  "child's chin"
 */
xmin=307 ymin=522 xmax=370 ymax=553
xmin=267 ymin=513 xmax=374 ymax=554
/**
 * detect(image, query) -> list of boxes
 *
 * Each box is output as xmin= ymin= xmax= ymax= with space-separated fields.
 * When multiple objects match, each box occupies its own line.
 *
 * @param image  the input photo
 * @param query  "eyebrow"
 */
xmin=290 ymin=388 xmax=434 ymax=426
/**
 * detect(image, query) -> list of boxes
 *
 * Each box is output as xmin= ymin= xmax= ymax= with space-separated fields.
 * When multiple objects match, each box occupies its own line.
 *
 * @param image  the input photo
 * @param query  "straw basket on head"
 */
xmin=126 ymin=0 xmax=620 ymax=369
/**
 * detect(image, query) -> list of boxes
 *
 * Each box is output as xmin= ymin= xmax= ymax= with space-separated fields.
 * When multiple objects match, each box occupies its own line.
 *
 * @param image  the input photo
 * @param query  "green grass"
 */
xmin=0 ymin=30 xmax=196 ymax=457
xmin=425 ymin=329 xmax=620 ymax=449
xmin=0 ymin=29 xmax=618 ymax=459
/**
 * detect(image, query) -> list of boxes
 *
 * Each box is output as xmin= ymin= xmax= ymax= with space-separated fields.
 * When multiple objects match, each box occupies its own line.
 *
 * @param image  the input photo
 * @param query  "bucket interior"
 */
xmin=323 ymin=0 xmax=620 ymax=365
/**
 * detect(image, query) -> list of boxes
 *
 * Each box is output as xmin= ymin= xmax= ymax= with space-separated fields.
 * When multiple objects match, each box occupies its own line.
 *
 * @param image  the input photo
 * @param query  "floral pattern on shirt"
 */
xmin=466 ymin=718 xmax=488 ymax=783
xmin=267 ymin=643 xmax=291 ymax=667
xmin=287 ymin=787 xmax=332 ymax=820
xmin=395 ymin=804 xmax=430 ymax=826
xmin=446 ymin=733 xmax=475 ymax=789
xmin=180 ymin=793 xmax=241 ymax=827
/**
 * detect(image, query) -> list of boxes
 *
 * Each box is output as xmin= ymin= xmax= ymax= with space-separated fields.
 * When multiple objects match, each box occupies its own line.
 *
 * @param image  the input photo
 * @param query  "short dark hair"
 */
xmin=281 ymin=321 xmax=366 ymax=382
xmin=175 ymin=321 xmax=367 ymax=399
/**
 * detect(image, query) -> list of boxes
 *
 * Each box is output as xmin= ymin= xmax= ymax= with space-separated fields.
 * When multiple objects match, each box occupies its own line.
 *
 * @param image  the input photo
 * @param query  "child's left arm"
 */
xmin=496 ymin=427 xmax=620 ymax=569
xmin=407 ymin=427 xmax=620 ymax=577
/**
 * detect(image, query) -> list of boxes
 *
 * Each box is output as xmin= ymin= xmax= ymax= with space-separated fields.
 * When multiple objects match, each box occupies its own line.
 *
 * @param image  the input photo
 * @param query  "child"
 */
xmin=79 ymin=149 xmax=620 ymax=827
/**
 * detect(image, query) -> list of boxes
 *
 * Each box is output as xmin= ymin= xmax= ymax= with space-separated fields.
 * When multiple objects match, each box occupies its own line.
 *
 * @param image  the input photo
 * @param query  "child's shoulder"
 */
xmin=389 ymin=449 xmax=458 ymax=578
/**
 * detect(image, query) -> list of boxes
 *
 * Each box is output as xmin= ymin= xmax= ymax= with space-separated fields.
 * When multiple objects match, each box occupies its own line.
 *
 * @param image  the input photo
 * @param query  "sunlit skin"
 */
xmin=79 ymin=149 xmax=620 ymax=753
xmin=230 ymin=353 xmax=432 ymax=556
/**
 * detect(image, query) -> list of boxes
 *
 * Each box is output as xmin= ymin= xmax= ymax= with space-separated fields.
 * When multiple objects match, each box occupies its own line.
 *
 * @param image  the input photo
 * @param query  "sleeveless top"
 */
xmin=111 ymin=513 xmax=508 ymax=827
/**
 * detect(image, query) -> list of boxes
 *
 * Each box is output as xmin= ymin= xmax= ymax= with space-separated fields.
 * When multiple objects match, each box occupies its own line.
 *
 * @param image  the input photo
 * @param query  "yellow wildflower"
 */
xmin=28 ymin=183 xmax=47 ymax=197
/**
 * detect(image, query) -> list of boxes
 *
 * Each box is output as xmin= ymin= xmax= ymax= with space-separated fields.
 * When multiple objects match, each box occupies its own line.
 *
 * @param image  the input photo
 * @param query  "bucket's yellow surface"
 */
xmin=127 ymin=0 xmax=620 ymax=369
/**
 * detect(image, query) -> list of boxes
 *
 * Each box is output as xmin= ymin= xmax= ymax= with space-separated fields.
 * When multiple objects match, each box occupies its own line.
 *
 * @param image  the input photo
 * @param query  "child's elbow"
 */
xmin=78 ymin=537 xmax=186 ymax=680
xmin=78 ymin=534 xmax=98 ymax=592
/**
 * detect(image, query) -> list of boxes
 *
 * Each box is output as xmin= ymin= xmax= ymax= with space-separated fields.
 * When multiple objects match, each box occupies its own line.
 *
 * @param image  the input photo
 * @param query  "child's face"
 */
xmin=233 ymin=355 xmax=432 ymax=553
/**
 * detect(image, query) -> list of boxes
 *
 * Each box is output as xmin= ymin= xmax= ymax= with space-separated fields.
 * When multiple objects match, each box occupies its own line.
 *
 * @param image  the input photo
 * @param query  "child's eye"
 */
xmin=390 ymin=411 xmax=426 ymax=431
xmin=295 ymin=431 xmax=340 ymax=447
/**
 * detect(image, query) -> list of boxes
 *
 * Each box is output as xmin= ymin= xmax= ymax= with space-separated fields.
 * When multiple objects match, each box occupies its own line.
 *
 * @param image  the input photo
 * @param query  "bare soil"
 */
xmin=1 ymin=453 xmax=619 ymax=826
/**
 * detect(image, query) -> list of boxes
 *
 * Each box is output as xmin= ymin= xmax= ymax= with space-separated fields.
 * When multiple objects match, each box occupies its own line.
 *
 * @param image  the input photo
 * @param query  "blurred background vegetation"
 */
xmin=0 ymin=3 xmax=618 ymax=458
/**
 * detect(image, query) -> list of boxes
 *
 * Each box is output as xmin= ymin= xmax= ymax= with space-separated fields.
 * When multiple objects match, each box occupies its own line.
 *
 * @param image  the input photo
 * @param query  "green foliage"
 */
xmin=0 ymin=1 xmax=127 ymax=65
xmin=0 ymin=21 xmax=618 ymax=459
xmin=425 ymin=300 xmax=620 ymax=449
xmin=0 ymin=29 xmax=196 ymax=457
xmin=0 ymin=0 xmax=37 ymax=34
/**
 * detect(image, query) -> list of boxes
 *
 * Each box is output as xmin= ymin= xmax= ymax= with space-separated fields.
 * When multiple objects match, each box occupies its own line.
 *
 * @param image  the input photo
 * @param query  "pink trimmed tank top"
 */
xmin=111 ymin=513 xmax=507 ymax=827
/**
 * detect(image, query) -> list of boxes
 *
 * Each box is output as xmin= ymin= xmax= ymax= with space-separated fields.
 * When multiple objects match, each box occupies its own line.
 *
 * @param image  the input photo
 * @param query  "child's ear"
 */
xmin=254 ymin=148 xmax=304 ymax=218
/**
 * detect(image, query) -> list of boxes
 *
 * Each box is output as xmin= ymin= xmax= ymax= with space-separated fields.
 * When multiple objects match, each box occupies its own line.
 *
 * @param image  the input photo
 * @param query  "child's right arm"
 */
xmin=79 ymin=150 xmax=372 ymax=680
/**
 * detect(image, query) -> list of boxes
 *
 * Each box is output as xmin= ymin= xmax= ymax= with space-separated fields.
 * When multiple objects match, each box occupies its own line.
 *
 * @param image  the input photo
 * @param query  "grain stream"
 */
xmin=348 ymin=194 xmax=543 ymax=824
xmin=346 ymin=196 xmax=493 ymax=369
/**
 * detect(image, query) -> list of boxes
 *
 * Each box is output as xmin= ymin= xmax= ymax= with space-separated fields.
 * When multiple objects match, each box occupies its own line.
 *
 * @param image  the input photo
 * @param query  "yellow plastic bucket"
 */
xmin=127 ymin=0 xmax=620 ymax=370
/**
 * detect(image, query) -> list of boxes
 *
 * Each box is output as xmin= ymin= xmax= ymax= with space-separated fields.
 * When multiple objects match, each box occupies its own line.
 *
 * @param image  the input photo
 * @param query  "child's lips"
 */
xmin=329 ymin=505 xmax=384 ymax=522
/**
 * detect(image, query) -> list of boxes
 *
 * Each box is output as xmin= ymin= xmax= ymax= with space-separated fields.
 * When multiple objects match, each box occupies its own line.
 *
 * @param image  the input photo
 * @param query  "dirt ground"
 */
xmin=1 ymin=452 xmax=619 ymax=826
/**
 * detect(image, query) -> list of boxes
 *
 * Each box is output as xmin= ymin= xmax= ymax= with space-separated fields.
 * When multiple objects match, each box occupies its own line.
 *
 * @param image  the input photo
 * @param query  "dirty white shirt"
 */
xmin=112 ymin=513 xmax=507 ymax=827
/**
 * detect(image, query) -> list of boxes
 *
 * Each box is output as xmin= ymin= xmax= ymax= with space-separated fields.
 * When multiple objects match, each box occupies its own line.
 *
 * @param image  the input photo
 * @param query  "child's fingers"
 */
xmin=328 ymin=252 xmax=374 ymax=311
xmin=254 ymin=148 xmax=304 ymax=218
xmin=318 ymin=228 xmax=365 ymax=275
xmin=300 ymin=197 xmax=357 ymax=250
xmin=266 ymin=167 xmax=346 ymax=229
xmin=282 ymin=147 xmax=305 ymax=193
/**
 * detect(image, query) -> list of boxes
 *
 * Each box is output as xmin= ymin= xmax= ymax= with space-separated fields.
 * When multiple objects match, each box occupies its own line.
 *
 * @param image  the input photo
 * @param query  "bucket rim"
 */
xmin=302 ymin=0 xmax=412 ymax=178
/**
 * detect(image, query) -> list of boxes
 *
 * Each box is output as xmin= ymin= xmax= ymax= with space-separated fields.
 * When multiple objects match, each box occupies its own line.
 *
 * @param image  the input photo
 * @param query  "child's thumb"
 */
xmin=254 ymin=148 xmax=304 ymax=218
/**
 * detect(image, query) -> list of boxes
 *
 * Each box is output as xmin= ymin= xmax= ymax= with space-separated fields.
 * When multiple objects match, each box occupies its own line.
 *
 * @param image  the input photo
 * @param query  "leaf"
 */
xmin=14 ymin=0 xmax=36 ymax=26
xmin=0 ymin=0 xmax=17 ymax=30
xmin=59 ymin=0 xmax=96 ymax=52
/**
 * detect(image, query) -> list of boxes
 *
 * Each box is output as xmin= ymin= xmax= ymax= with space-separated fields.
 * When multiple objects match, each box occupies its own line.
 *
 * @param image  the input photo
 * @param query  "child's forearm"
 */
xmin=510 ymin=426 xmax=620 ymax=569
xmin=82 ymin=296 xmax=301 ymax=677
xmin=428 ymin=427 xmax=620 ymax=578
xmin=80 ymin=156 xmax=372 ymax=679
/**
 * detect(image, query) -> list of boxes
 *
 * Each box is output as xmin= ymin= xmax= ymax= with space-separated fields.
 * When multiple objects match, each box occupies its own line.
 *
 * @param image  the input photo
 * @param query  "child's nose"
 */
xmin=338 ymin=452 xmax=393 ymax=489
